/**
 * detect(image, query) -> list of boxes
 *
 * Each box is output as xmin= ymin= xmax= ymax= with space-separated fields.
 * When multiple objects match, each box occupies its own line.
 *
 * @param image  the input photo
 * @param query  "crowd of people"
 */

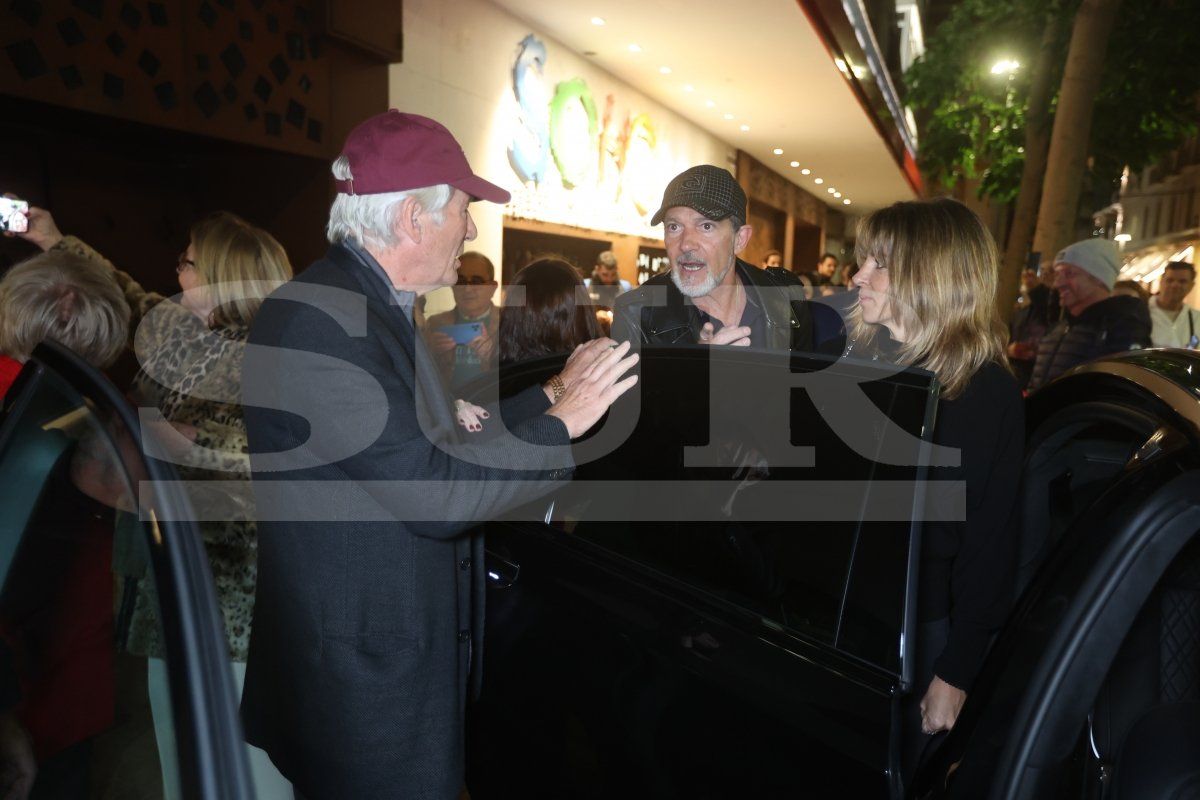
xmin=0 ymin=107 xmax=1195 ymax=799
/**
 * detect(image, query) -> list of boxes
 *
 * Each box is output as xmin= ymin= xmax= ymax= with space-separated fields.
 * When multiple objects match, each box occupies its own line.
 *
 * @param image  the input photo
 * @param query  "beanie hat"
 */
xmin=1054 ymin=238 xmax=1120 ymax=290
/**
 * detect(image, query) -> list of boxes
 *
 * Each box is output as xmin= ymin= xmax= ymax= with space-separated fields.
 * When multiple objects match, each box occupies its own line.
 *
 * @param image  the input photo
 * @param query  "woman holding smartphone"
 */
xmin=840 ymin=198 xmax=1024 ymax=777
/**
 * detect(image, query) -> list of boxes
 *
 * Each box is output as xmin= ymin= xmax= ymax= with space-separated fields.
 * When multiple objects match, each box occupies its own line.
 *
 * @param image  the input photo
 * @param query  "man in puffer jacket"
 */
xmin=1027 ymin=238 xmax=1151 ymax=391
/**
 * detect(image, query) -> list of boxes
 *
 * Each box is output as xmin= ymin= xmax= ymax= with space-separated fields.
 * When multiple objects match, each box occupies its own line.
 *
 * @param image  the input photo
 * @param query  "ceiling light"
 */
xmin=827 ymin=187 xmax=836 ymax=194
xmin=801 ymin=168 xmax=811 ymax=175
xmin=814 ymin=178 xmax=824 ymax=185
xmin=723 ymin=113 xmax=734 ymax=120
xmin=740 ymin=124 xmax=750 ymax=132
xmin=659 ymin=66 xmax=672 ymax=75
xmin=843 ymin=199 xmax=851 ymax=205
xmin=773 ymin=148 xmax=784 ymax=155
xmin=628 ymin=43 xmax=642 ymax=53
xmin=790 ymin=161 xmax=800 ymax=168
xmin=705 ymin=99 xmax=715 ymax=108
xmin=1115 ymin=233 xmax=1132 ymax=243
xmin=834 ymin=192 xmax=842 ymax=198
xmin=591 ymin=17 xmax=606 ymax=26
xmin=683 ymin=84 xmax=694 ymax=92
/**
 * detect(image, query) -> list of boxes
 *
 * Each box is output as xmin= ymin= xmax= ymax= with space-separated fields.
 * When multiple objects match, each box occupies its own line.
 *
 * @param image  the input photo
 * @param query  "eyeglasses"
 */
xmin=456 ymin=275 xmax=490 ymax=286
xmin=176 ymin=253 xmax=196 ymax=273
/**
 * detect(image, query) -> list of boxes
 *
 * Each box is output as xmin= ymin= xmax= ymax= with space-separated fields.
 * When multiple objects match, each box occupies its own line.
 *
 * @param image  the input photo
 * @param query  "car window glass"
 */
xmin=496 ymin=350 xmax=934 ymax=673
xmin=0 ymin=364 xmax=186 ymax=797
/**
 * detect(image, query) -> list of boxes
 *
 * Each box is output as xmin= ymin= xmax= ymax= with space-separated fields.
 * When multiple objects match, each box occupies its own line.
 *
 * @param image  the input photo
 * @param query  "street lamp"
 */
xmin=990 ymin=59 xmax=1020 ymax=76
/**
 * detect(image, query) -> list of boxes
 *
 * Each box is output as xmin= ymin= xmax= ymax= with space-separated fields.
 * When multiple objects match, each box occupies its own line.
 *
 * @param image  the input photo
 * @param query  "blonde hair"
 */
xmin=0 ymin=250 xmax=130 ymax=366
xmin=849 ymin=197 xmax=1008 ymax=399
xmin=189 ymin=212 xmax=293 ymax=328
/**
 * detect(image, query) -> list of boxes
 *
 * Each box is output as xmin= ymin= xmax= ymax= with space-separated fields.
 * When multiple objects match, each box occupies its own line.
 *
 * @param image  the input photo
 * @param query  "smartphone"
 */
xmin=0 ymin=197 xmax=29 ymax=234
xmin=438 ymin=322 xmax=483 ymax=345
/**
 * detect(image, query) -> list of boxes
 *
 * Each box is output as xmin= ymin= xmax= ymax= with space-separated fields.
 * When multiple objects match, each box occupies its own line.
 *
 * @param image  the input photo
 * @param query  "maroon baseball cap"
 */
xmin=333 ymin=110 xmax=510 ymax=204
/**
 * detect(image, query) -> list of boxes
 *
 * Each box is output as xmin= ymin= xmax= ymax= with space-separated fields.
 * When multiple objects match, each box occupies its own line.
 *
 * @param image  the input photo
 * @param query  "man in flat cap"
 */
xmin=1027 ymin=237 xmax=1151 ymax=391
xmin=240 ymin=110 xmax=637 ymax=798
xmin=613 ymin=165 xmax=814 ymax=350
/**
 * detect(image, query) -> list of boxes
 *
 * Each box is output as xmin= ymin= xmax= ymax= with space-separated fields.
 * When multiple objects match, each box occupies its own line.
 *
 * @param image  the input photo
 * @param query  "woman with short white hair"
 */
xmin=0 ymin=248 xmax=129 ymax=397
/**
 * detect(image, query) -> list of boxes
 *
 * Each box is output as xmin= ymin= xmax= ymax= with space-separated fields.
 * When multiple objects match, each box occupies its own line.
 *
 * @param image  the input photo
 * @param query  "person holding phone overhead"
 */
xmin=426 ymin=251 xmax=500 ymax=390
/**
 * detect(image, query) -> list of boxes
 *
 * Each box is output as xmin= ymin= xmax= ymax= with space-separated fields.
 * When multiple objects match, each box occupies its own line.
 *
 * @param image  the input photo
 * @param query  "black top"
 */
xmin=695 ymin=271 xmax=768 ymax=345
xmin=837 ymin=331 xmax=1025 ymax=690
xmin=921 ymin=360 xmax=1024 ymax=690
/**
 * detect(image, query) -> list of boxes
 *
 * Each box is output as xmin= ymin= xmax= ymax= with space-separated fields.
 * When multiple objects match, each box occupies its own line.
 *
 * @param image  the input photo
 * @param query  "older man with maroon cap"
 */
xmin=239 ymin=111 xmax=637 ymax=798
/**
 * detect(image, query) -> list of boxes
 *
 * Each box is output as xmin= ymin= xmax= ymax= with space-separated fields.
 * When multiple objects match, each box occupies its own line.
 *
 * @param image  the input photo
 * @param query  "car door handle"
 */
xmin=679 ymin=628 xmax=722 ymax=661
xmin=485 ymin=551 xmax=520 ymax=589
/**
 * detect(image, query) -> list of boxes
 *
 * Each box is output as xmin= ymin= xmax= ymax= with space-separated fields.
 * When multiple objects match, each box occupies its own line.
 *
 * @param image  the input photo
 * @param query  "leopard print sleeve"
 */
xmin=188 ymin=417 xmax=252 ymax=475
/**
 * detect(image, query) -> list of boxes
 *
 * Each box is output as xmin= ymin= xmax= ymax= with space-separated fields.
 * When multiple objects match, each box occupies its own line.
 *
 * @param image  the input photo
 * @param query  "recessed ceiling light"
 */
xmin=773 ymin=148 xmax=784 ymax=155
xmin=834 ymin=192 xmax=842 ymax=198
xmin=814 ymin=178 xmax=824 ymax=185
xmin=683 ymin=84 xmax=694 ymax=92
xmin=659 ymin=66 xmax=672 ymax=75
xmin=723 ymin=113 xmax=734 ymax=120
xmin=740 ymin=124 xmax=750 ymax=132
xmin=705 ymin=99 xmax=715 ymax=108
xmin=801 ymin=168 xmax=811 ymax=175
xmin=827 ymin=187 xmax=836 ymax=194
xmin=591 ymin=17 xmax=606 ymax=26
xmin=843 ymin=199 xmax=852 ymax=205
xmin=790 ymin=161 xmax=800 ymax=168
xmin=628 ymin=43 xmax=642 ymax=53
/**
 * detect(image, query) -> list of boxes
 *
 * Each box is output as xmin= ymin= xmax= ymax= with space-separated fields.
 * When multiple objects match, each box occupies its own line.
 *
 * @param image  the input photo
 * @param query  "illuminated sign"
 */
xmin=505 ymin=34 xmax=669 ymax=239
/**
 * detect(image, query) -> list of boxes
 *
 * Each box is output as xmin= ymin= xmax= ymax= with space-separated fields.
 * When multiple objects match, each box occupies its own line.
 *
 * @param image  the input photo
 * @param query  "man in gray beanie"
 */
xmin=1027 ymin=237 xmax=1151 ymax=391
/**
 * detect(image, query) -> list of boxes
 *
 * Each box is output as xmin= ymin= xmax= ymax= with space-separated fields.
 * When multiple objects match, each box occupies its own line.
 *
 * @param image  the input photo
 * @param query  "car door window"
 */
xmin=510 ymin=349 xmax=936 ymax=675
xmin=0 ymin=347 xmax=251 ymax=799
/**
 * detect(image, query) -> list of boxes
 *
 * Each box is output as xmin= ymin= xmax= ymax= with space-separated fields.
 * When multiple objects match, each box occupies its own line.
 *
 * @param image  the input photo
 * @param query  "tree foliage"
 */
xmin=906 ymin=0 xmax=1200 ymax=208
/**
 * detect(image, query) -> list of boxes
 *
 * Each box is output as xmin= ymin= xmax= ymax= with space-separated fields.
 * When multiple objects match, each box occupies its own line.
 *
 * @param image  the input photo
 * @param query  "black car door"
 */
xmin=468 ymin=347 xmax=940 ymax=800
xmin=0 ymin=342 xmax=252 ymax=799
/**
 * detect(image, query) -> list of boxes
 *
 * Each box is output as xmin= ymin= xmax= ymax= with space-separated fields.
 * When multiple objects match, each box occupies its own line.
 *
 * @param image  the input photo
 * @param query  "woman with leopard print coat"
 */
xmin=19 ymin=207 xmax=293 ymax=797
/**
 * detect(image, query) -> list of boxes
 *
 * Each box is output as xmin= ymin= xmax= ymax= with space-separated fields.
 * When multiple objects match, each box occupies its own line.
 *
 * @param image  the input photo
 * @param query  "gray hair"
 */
xmin=0 ymin=249 xmax=130 ymax=366
xmin=326 ymin=155 xmax=454 ymax=249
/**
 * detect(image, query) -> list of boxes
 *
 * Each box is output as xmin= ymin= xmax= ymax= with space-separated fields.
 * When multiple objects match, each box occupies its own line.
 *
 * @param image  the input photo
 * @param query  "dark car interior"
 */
xmin=1094 ymin=534 xmax=1200 ymax=799
xmin=1013 ymin=387 xmax=1200 ymax=799
xmin=1016 ymin=402 xmax=1161 ymax=593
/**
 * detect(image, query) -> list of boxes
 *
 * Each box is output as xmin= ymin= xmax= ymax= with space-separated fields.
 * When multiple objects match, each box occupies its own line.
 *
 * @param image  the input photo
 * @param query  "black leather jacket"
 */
xmin=612 ymin=259 xmax=814 ymax=350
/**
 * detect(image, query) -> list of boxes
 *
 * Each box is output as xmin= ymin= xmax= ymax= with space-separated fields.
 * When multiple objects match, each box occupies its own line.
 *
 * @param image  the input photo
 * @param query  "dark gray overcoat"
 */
xmin=239 ymin=243 xmax=571 ymax=798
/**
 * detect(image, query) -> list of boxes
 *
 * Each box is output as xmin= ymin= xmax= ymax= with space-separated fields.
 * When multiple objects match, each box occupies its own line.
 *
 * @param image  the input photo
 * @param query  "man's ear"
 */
xmin=396 ymin=196 xmax=424 ymax=244
xmin=734 ymin=223 xmax=753 ymax=253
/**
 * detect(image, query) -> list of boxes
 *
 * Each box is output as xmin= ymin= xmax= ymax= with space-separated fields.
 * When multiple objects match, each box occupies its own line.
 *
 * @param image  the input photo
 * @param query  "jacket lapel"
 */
xmin=328 ymin=245 xmax=461 ymax=445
